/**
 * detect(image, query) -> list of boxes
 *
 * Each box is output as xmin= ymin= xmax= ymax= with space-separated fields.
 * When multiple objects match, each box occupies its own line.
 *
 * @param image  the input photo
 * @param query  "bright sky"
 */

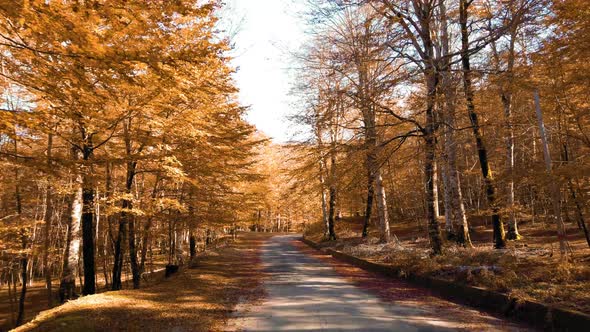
xmin=222 ymin=0 xmax=308 ymax=143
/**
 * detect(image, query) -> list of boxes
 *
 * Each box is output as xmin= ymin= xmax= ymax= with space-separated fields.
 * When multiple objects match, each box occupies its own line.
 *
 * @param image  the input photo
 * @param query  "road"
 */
xmin=231 ymin=235 xmax=530 ymax=332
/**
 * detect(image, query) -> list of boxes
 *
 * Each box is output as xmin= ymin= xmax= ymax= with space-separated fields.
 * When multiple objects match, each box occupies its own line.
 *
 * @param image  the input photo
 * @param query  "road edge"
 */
xmin=300 ymin=237 xmax=589 ymax=332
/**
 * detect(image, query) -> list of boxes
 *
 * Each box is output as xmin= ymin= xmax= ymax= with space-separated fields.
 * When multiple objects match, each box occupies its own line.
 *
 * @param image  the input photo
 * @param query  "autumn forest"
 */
xmin=0 ymin=0 xmax=589 ymax=331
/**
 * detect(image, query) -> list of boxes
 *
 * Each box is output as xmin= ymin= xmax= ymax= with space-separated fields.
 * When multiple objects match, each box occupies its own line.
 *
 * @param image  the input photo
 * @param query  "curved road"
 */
xmin=231 ymin=235 xmax=530 ymax=332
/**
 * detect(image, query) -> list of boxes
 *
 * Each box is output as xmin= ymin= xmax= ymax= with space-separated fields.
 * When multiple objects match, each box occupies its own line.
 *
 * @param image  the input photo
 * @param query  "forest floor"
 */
xmin=0 ymin=257 xmax=170 ymax=330
xmin=305 ymin=216 xmax=590 ymax=316
xmin=9 ymin=233 xmax=269 ymax=332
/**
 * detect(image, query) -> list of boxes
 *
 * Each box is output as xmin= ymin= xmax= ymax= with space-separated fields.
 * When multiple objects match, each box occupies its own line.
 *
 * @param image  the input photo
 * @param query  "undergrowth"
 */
xmin=304 ymin=221 xmax=590 ymax=315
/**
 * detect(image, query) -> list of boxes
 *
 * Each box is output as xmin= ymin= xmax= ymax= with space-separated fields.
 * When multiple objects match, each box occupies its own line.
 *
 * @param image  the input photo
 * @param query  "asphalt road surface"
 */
xmin=231 ymin=235 xmax=531 ymax=332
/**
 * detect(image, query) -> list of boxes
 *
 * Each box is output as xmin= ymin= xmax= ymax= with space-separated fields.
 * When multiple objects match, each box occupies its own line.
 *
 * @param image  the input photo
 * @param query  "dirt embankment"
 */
xmin=305 ymin=216 xmax=590 ymax=316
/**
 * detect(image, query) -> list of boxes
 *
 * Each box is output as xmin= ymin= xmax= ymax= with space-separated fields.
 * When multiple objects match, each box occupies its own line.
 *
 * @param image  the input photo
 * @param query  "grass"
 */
xmin=305 ymin=215 xmax=590 ymax=315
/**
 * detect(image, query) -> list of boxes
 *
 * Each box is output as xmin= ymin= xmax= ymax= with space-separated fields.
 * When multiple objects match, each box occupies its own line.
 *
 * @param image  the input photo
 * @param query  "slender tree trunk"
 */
xmin=189 ymin=230 xmax=196 ymax=260
xmin=15 ymin=135 xmax=30 ymax=324
xmin=124 ymin=164 xmax=140 ymax=288
xmin=8 ymin=271 xmax=16 ymax=326
xmin=460 ymin=0 xmax=505 ymax=249
xmin=14 ymin=137 xmax=27 ymax=326
xmin=59 ymin=176 xmax=82 ymax=302
xmin=425 ymin=124 xmax=442 ymax=254
xmin=111 ymin=214 xmax=127 ymax=290
xmin=563 ymin=144 xmax=590 ymax=247
xmin=439 ymin=0 xmax=471 ymax=247
xmin=424 ymin=79 xmax=443 ymax=255
xmin=362 ymin=173 xmax=374 ymax=238
xmin=41 ymin=133 xmax=54 ymax=306
xmin=128 ymin=212 xmax=140 ymax=289
xmin=568 ymin=181 xmax=590 ymax=247
xmin=319 ymin=159 xmax=330 ymax=238
xmin=327 ymin=151 xmax=337 ymax=241
xmin=139 ymin=175 xmax=161 ymax=275
xmin=433 ymin=160 xmax=440 ymax=219
xmin=491 ymin=23 xmax=521 ymax=240
xmin=360 ymin=77 xmax=390 ymax=242
xmin=366 ymin=142 xmax=386 ymax=241
xmin=81 ymin=143 xmax=96 ymax=295
xmin=503 ymin=88 xmax=519 ymax=240
xmin=417 ymin=2 xmax=443 ymax=254
xmin=534 ymin=90 xmax=568 ymax=257
xmin=16 ymin=232 xmax=27 ymax=327
xmin=374 ymin=169 xmax=390 ymax=242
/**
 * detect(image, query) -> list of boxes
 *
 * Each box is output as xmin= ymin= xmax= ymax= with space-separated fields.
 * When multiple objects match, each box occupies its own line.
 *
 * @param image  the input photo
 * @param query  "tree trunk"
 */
xmin=16 ymin=233 xmax=27 ymax=327
xmin=433 ymin=160 xmax=440 ymax=219
xmin=319 ymin=159 xmax=330 ymax=238
xmin=42 ymin=133 xmax=54 ymax=307
xmin=568 ymin=181 xmax=590 ymax=247
xmin=139 ymin=175 xmax=161 ymax=275
xmin=81 ymin=143 xmax=96 ymax=295
xmin=439 ymin=0 xmax=471 ymax=247
xmin=362 ymin=173 xmax=374 ymax=238
xmin=424 ymin=70 xmax=443 ymax=255
xmin=374 ymin=169 xmax=390 ymax=243
xmin=491 ymin=22 xmax=521 ymax=240
xmin=111 ymin=214 xmax=127 ymax=290
xmin=189 ymin=232 xmax=196 ymax=259
xmin=59 ymin=176 xmax=82 ymax=302
xmin=42 ymin=185 xmax=53 ymax=306
xmin=418 ymin=1 xmax=443 ymax=254
xmin=124 ymin=165 xmax=140 ymax=288
xmin=327 ymin=150 xmax=337 ymax=241
xmin=358 ymin=83 xmax=391 ymax=243
xmin=534 ymin=90 xmax=568 ymax=257
xmin=327 ymin=184 xmax=337 ymax=241
xmin=563 ymin=144 xmax=590 ymax=247
xmin=460 ymin=0 xmax=505 ymax=249
xmin=128 ymin=213 xmax=140 ymax=289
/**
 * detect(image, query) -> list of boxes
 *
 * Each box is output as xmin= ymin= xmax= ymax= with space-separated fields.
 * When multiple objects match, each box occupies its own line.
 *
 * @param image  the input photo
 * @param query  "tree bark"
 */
xmin=327 ymin=150 xmax=337 ymax=241
xmin=418 ymin=1 xmax=443 ymax=254
xmin=433 ymin=160 xmax=440 ymax=219
xmin=491 ymin=21 xmax=521 ymax=240
xmin=359 ymin=62 xmax=390 ymax=243
xmin=189 ymin=232 xmax=196 ymax=259
xmin=424 ymin=68 xmax=443 ymax=254
xmin=16 ymin=232 xmax=27 ymax=327
xmin=59 ymin=175 xmax=82 ymax=302
xmin=460 ymin=0 xmax=505 ymax=249
xmin=124 ymin=166 xmax=140 ymax=287
xmin=81 ymin=143 xmax=96 ymax=295
xmin=439 ymin=0 xmax=471 ymax=247
xmin=563 ymin=144 xmax=590 ymax=247
xmin=362 ymin=173 xmax=374 ymax=238
xmin=42 ymin=133 xmax=54 ymax=307
xmin=534 ymin=90 xmax=568 ymax=257
xmin=319 ymin=157 xmax=330 ymax=238
xmin=111 ymin=211 xmax=127 ymax=290
xmin=139 ymin=175 xmax=161 ymax=276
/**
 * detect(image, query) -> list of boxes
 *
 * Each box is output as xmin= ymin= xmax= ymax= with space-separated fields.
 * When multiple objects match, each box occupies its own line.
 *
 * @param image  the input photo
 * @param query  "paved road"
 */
xmin=232 ymin=235 xmax=529 ymax=332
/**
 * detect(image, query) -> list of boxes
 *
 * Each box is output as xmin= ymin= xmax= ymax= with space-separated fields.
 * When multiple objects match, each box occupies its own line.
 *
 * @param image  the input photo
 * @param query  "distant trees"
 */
xmin=293 ymin=0 xmax=590 ymax=257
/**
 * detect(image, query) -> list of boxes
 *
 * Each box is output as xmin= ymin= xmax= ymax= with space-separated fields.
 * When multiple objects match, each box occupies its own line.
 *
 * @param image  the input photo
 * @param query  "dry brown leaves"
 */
xmin=13 ymin=233 xmax=270 ymax=332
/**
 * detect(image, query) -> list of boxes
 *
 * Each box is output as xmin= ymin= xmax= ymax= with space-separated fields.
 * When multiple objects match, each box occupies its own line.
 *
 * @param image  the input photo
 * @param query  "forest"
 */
xmin=293 ymin=0 xmax=590 ymax=321
xmin=0 ymin=0 xmax=589 ymax=331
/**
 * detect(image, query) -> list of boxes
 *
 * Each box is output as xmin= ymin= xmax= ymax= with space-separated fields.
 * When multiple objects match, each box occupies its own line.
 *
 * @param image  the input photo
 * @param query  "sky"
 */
xmin=222 ymin=0 xmax=308 ymax=143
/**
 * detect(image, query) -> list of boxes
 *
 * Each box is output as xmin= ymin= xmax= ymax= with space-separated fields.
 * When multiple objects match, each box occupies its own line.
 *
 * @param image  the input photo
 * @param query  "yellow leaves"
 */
xmin=0 ymin=0 xmax=260 ymax=238
xmin=156 ymin=198 xmax=187 ymax=213
xmin=161 ymin=155 xmax=186 ymax=179
xmin=108 ymin=206 xmax=146 ymax=217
